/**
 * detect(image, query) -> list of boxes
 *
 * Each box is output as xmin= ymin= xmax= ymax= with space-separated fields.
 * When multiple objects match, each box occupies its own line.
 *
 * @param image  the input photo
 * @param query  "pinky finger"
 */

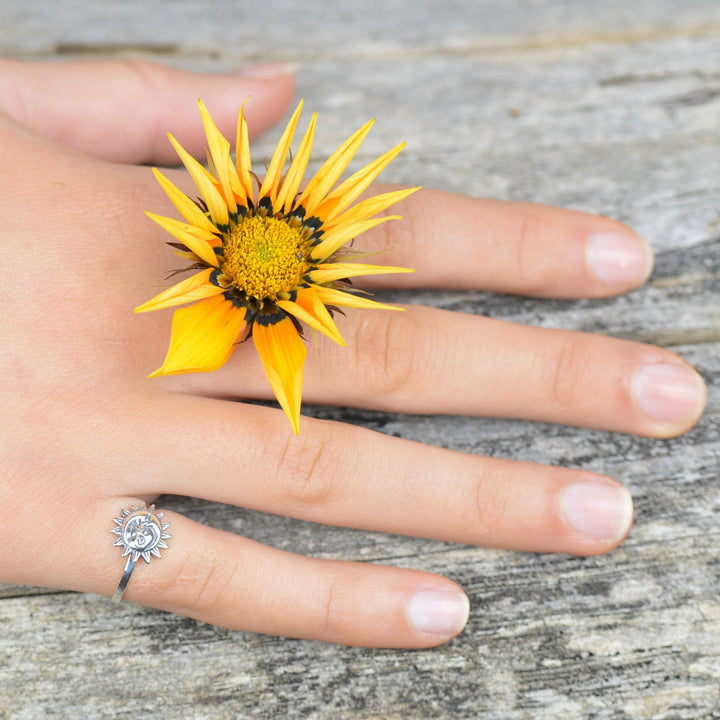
xmin=99 ymin=503 xmax=470 ymax=648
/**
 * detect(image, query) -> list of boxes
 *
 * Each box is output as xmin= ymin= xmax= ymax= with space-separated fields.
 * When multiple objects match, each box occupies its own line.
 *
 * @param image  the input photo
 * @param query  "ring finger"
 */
xmin=122 ymin=394 xmax=634 ymax=557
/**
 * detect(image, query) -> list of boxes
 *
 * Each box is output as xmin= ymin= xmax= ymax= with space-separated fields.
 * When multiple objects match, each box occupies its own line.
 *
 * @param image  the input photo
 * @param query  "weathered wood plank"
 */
xmin=1 ymin=2 xmax=720 ymax=718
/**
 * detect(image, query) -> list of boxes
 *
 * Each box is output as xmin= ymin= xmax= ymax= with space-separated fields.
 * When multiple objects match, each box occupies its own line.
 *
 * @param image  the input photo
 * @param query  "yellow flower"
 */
xmin=136 ymin=100 xmax=418 ymax=433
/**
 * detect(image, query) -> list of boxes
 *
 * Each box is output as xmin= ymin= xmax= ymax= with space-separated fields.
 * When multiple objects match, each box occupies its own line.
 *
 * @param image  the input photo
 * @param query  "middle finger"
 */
xmin=169 ymin=305 xmax=706 ymax=439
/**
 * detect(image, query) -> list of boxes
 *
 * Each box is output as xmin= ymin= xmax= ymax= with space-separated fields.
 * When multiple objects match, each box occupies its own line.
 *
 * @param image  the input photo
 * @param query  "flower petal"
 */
xmin=235 ymin=101 xmax=255 ymax=203
xmin=168 ymin=133 xmax=229 ymax=228
xmin=308 ymin=262 xmax=414 ymax=285
xmin=277 ymin=287 xmax=345 ymax=346
xmin=315 ymin=143 xmax=406 ymax=223
xmin=322 ymin=186 xmax=420 ymax=233
xmin=145 ymin=212 xmax=220 ymax=267
xmin=258 ymin=101 xmax=304 ymax=210
xmin=253 ymin=316 xmax=306 ymax=434
xmin=134 ymin=269 xmax=224 ymax=313
xmin=149 ymin=295 xmax=245 ymax=376
xmin=198 ymin=99 xmax=238 ymax=215
xmin=311 ymin=215 xmax=401 ymax=262
xmin=276 ymin=112 xmax=317 ymax=214
xmin=296 ymin=119 xmax=375 ymax=218
xmin=152 ymin=168 xmax=218 ymax=234
xmin=311 ymin=284 xmax=404 ymax=312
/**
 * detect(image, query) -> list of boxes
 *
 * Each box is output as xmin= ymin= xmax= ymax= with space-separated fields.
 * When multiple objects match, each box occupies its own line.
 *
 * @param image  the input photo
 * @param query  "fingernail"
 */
xmin=232 ymin=62 xmax=299 ymax=78
xmin=562 ymin=480 xmax=634 ymax=541
xmin=633 ymin=363 xmax=706 ymax=425
xmin=407 ymin=589 xmax=470 ymax=637
xmin=586 ymin=231 xmax=653 ymax=286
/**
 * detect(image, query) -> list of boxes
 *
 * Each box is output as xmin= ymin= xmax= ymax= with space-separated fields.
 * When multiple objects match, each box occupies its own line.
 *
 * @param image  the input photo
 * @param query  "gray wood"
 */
xmin=1 ymin=1 xmax=720 ymax=718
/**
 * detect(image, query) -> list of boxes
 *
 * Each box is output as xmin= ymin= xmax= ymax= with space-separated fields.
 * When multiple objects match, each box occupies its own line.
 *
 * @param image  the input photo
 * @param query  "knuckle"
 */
xmin=120 ymin=57 xmax=162 ymax=92
xmin=162 ymin=538 xmax=238 ymax=611
xmin=352 ymin=310 xmax=417 ymax=401
xmin=549 ymin=334 xmax=594 ymax=412
xmin=271 ymin=429 xmax=350 ymax=509
xmin=473 ymin=463 xmax=509 ymax=537
xmin=373 ymin=195 xmax=419 ymax=254
xmin=318 ymin=570 xmax=353 ymax=641
xmin=516 ymin=213 xmax=553 ymax=296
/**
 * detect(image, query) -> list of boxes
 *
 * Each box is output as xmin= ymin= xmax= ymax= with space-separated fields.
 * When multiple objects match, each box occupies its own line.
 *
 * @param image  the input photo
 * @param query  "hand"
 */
xmin=0 ymin=59 xmax=705 ymax=648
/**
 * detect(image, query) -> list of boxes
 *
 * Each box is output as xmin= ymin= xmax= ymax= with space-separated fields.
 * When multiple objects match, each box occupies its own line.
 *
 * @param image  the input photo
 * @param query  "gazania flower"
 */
xmin=136 ymin=100 xmax=418 ymax=433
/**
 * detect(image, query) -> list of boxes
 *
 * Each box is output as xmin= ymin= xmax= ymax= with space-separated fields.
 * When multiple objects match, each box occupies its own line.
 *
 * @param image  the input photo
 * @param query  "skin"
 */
xmin=0 ymin=59 xmax=706 ymax=648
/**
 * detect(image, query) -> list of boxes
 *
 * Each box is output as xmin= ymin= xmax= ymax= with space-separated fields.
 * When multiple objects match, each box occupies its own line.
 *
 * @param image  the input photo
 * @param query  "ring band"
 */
xmin=111 ymin=504 xmax=170 ymax=602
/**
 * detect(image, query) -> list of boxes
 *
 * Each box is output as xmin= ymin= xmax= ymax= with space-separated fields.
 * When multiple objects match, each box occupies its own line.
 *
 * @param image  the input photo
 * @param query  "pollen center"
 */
xmin=221 ymin=215 xmax=309 ymax=301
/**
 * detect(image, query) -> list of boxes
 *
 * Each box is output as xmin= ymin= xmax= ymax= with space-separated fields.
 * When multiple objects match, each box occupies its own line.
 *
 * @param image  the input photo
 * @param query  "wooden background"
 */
xmin=1 ymin=1 xmax=720 ymax=718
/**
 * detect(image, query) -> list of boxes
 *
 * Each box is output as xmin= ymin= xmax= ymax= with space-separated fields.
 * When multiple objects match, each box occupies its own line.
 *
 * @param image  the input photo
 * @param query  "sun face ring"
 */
xmin=111 ymin=504 xmax=170 ymax=602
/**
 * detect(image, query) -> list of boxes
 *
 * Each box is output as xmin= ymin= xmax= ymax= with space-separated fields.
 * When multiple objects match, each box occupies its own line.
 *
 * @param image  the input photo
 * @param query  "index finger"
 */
xmin=360 ymin=189 xmax=654 ymax=298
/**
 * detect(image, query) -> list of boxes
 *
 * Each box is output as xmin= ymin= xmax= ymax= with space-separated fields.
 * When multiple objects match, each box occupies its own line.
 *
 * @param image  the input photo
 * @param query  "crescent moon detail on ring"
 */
xmin=112 ymin=505 xmax=171 ymax=564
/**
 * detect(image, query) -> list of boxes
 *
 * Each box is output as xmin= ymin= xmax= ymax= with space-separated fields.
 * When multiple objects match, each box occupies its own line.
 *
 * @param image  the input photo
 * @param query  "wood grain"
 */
xmin=1 ymin=1 xmax=720 ymax=718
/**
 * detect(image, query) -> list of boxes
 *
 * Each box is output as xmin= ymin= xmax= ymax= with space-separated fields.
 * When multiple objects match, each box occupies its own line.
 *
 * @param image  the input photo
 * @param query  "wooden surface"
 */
xmin=2 ymin=1 xmax=720 ymax=718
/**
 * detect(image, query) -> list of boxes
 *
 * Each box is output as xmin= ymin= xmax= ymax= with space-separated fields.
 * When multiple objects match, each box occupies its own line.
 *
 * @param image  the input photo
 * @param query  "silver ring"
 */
xmin=111 ymin=504 xmax=170 ymax=602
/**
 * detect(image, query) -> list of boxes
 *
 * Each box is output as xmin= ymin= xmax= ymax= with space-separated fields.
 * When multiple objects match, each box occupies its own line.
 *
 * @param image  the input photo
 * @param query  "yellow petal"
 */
xmin=253 ymin=316 xmax=306 ymax=434
xmin=315 ymin=143 xmax=406 ymax=223
xmin=308 ymin=262 xmax=414 ymax=285
xmin=235 ymin=101 xmax=254 ymax=203
xmin=149 ymin=294 xmax=245 ymax=376
xmin=311 ymin=284 xmax=404 ymax=312
xmin=135 ymin=269 xmax=225 ymax=313
xmin=296 ymin=119 xmax=375 ymax=218
xmin=311 ymin=215 xmax=401 ymax=262
xmin=168 ymin=133 xmax=229 ymax=228
xmin=145 ymin=212 xmax=220 ymax=267
xmin=152 ymin=168 xmax=218 ymax=235
xmin=198 ymin=100 xmax=238 ymax=215
xmin=277 ymin=287 xmax=345 ymax=346
xmin=322 ymin=186 xmax=420 ymax=233
xmin=275 ymin=112 xmax=317 ymax=214
xmin=258 ymin=101 xmax=304 ymax=210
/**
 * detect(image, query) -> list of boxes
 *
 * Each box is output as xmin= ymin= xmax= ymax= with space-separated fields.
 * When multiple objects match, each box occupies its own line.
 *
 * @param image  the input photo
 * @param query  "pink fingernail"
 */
xmin=562 ymin=480 xmax=634 ymax=541
xmin=586 ymin=231 xmax=653 ymax=286
xmin=407 ymin=589 xmax=470 ymax=637
xmin=633 ymin=363 xmax=706 ymax=425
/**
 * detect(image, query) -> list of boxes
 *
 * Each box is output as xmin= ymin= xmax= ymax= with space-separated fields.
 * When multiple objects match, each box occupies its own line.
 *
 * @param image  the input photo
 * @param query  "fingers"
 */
xmin=110 ymin=510 xmax=470 ymax=648
xmin=0 ymin=58 xmax=295 ymax=163
xmin=175 ymin=304 xmax=705 ymax=439
xmin=361 ymin=189 xmax=654 ymax=298
xmin=125 ymin=395 xmax=633 ymax=558
xmin=0 ymin=491 xmax=468 ymax=648
xmin=323 ymin=308 xmax=706 ymax=438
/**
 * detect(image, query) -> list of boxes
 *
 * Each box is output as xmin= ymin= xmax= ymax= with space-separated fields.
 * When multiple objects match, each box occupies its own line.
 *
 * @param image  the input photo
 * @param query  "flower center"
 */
xmin=221 ymin=215 xmax=310 ymax=301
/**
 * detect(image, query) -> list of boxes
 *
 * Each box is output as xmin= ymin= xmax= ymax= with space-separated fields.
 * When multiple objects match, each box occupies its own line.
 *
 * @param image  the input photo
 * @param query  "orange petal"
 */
xmin=168 ymin=133 xmax=229 ymax=228
xmin=258 ymin=101 xmax=304 ymax=209
xmin=235 ymin=101 xmax=254 ymax=203
xmin=152 ymin=168 xmax=218 ymax=235
xmin=311 ymin=215 xmax=400 ymax=262
xmin=198 ymin=99 xmax=238 ymax=215
xmin=134 ymin=269 xmax=225 ymax=313
xmin=275 ymin=112 xmax=317 ymax=214
xmin=277 ymin=287 xmax=345 ymax=346
xmin=321 ymin=186 xmax=420 ymax=233
xmin=145 ymin=212 xmax=220 ymax=267
xmin=311 ymin=284 xmax=404 ymax=312
xmin=314 ymin=143 xmax=406 ymax=223
xmin=252 ymin=316 xmax=307 ymax=434
xmin=296 ymin=119 xmax=375 ymax=218
xmin=149 ymin=294 xmax=245 ymax=376
xmin=308 ymin=262 xmax=414 ymax=285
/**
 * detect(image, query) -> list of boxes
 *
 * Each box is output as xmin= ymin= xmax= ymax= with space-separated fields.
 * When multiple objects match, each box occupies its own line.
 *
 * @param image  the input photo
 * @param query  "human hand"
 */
xmin=0 ymin=59 xmax=706 ymax=648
